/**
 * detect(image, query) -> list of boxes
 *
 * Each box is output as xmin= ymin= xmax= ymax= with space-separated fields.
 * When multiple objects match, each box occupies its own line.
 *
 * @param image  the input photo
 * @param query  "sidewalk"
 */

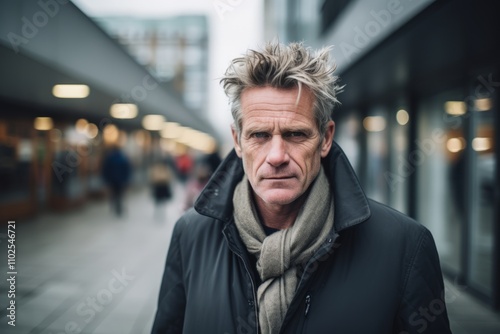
xmin=445 ymin=278 xmax=500 ymax=334
xmin=0 ymin=183 xmax=499 ymax=333
xmin=0 ymin=183 xmax=185 ymax=334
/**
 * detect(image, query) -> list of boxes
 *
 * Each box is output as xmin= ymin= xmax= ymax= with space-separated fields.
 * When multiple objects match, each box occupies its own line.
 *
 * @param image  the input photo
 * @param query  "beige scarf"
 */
xmin=233 ymin=167 xmax=334 ymax=334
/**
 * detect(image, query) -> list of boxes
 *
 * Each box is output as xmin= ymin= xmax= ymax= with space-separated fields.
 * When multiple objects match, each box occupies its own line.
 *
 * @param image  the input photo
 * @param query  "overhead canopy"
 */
xmin=332 ymin=0 xmax=500 ymax=111
xmin=0 ymin=0 xmax=219 ymax=139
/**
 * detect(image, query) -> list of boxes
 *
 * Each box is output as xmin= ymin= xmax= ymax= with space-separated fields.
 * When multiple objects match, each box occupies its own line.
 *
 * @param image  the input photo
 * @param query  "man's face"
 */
xmin=232 ymin=86 xmax=335 ymax=207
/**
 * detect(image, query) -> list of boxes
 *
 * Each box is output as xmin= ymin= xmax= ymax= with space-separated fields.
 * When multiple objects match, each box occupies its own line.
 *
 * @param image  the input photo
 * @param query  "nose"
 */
xmin=266 ymin=135 xmax=289 ymax=167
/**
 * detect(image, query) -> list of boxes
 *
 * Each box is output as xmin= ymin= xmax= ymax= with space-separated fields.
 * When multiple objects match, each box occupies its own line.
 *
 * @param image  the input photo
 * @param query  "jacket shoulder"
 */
xmin=357 ymin=199 xmax=432 ymax=248
xmin=178 ymin=207 xmax=221 ymax=226
xmin=174 ymin=207 xmax=225 ymax=244
xmin=367 ymin=199 xmax=424 ymax=230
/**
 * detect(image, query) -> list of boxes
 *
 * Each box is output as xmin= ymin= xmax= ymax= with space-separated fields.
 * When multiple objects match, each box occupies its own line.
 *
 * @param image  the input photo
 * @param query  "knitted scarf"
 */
xmin=233 ymin=167 xmax=334 ymax=334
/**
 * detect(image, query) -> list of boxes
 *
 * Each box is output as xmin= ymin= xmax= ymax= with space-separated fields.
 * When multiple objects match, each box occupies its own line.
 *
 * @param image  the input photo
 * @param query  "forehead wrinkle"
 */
xmin=244 ymin=114 xmax=313 ymax=133
xmin=242 ymin=101 xmax=302 ymax=113
xmin=243 ymin=104 xmax=313 ymax=126
xmin=239 ymin=86 xmax=316 ymax=134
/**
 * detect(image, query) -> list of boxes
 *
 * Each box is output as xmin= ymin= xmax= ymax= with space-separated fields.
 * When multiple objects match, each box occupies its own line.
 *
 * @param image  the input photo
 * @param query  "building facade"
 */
xmin=94 ymin=15 xmax=210 ymax=117
xmin=0 ymin=3 xmax=217 ymax=221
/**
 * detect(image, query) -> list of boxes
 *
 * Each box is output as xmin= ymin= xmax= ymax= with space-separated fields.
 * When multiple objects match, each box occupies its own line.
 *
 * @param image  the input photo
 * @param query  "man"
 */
xmin=101 ymin=145 xmax=131 ymax=216
xmin=152 ymin=42 xmax=451 ymax=334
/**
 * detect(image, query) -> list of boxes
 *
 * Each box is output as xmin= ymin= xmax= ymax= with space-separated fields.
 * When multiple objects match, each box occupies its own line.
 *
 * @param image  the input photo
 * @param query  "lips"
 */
xmin=262 ymin=175 xmax=294 ymax=180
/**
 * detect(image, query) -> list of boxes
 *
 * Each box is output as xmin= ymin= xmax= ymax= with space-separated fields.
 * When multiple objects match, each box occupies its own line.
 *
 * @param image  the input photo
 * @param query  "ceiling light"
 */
xmin=444 ymin=101 xmax=466 ymax=116
xmin=472 ymin=137 xmax=492 ymax=152
xmin=363 ymin=116 xmax=386 ymax=132
xmin=142 ymin=115 xmax=165 ymax=131
xmin=396 ymin=109 xmax=409 ymax=125
xmin=160 ymin=122 xmax=181 ymax=139
xmin=52 ymin=84 xmax=89 ymax=98
xmin=446 ymin=137 xmax=466 ymax=153
xmin=34 ymin=117 xmax=53 ymax=130
xmin=110 ymin=103 xmax=138 ymax=119
xmin=474 ymin=98 xmax=492 ymax=112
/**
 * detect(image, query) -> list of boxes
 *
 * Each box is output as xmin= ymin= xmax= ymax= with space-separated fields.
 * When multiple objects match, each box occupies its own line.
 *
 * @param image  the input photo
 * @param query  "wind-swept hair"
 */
xmin=220 ymin=41 xmax=342 ymax=138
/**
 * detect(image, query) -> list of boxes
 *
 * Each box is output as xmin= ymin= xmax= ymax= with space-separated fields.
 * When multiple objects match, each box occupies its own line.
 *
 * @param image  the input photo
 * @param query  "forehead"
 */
xmin=240 ymin=86 xmax=315 ymax=120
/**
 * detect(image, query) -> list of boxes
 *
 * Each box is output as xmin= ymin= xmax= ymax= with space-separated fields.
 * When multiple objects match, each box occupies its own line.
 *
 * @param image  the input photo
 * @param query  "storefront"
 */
xmin=329 ymin=0 xmax=499 ymax=306
xmin=0 ymin=111 xmax=154 ymax=221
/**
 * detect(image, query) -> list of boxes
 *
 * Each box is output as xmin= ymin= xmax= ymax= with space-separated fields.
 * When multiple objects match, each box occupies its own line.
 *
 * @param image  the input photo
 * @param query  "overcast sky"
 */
xmin=72 ymin=0 xmax=265 ymax=149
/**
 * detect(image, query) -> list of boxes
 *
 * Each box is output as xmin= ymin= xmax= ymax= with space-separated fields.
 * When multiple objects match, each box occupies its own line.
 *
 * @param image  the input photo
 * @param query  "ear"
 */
xmin=231 ymin=125 xmax=242 ymax=157
xmin=320 ymin=120 xmax=335 ymax=158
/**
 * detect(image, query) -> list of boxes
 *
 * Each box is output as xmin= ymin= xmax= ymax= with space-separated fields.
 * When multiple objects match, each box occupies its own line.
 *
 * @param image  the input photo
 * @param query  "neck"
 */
xmin=253 ymin=193 xmax=307 ymax=230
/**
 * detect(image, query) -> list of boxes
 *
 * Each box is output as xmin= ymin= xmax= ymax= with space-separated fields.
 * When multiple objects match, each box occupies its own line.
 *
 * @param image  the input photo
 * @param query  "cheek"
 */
xmin=241 ymin=149 xmax=259 ymax=174
xmin=303 ymin=150 xmax=323 ymax=177
xmin=243 ymin=144 xmax=266 ymax=164
xmin=296 ymin=146 xmax=319 ymax=165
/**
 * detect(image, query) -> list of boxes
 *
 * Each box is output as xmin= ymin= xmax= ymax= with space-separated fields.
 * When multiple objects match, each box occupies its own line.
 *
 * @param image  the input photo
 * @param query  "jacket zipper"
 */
xmin=279 ymin=233 xmax=339 ymax=333
xmin=298 ymin=294 xmax=312 ymax=333
xmin=223 ymin=226 xmax=259 ymax=333
xmin=233 ymin=250 xmax=259 ymax=334
xmin=304 ymin=294 xmax=311 ymax=317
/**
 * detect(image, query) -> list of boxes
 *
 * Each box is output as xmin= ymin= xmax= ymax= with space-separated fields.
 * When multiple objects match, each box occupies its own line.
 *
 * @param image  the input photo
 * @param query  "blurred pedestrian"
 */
xmin=183 ymin=162 xmax=210 ymax=211
xmin=175 ymin=150 xmax=193 ymax=183
xmin=149 ymin=159 xmax=173 ymax=221
xmin=152 ymin=41 xmax=451 ymax=333
xmin=203 ymin=148 xmax=222 ymax=175
xmin=101 ymin=145 xmax=131 ymax=216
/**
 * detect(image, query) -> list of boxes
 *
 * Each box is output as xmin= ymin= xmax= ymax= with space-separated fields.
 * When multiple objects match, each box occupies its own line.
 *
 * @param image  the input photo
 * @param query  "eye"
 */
xmin=285 ymin=131 xmax=306 ymax=138
xmin=251 ymin=132 xmax=270 ymax=139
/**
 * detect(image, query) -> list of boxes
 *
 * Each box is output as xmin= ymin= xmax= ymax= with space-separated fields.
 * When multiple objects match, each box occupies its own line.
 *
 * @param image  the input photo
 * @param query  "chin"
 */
xmin=258 ymin=190 xmax=300 ymax=206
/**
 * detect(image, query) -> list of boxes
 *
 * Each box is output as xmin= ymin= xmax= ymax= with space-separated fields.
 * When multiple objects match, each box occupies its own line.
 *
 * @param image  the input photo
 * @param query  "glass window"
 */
xmin=363 ymin=108 xmax=389 ymax=204
xmin=388 ymin=106 xmax=410 ymax=214
xmin=336 ymin=113 xmax=361 ymax=175
xmin=468 ymin=93 xmax=496 ymax=295
xmin=0 ymin=120 xmax=33 ymax=205
xmin=417 ymin=90 xmax=466 ymax=274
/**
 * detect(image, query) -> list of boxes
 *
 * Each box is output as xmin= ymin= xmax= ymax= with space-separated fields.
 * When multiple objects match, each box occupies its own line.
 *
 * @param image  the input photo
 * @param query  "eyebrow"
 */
xmin=244 ymin=125 xmax=313 ymax=135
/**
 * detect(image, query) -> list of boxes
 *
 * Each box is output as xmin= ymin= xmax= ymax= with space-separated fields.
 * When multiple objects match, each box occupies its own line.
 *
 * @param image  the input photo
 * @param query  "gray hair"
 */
xmin=220 ymin=41 xmax=342 ymax=139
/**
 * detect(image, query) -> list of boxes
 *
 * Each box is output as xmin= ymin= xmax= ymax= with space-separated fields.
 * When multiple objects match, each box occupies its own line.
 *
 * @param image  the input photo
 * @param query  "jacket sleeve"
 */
xmin=396 ymin=227 xmax=452 ymax=334
xmin=151 ymin=219 xmax=187 ymax=334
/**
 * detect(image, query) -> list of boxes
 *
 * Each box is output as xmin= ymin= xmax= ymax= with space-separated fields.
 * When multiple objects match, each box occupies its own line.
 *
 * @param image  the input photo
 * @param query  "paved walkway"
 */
xmin=0 ymin=182 xmax=499 ymax=334
xmin=0 ymin=183 xmax=184 ymax=334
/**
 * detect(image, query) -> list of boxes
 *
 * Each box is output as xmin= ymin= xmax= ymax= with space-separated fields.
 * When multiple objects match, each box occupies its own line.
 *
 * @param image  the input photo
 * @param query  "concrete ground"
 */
xmin=0 ymin=182 xmax=499 ymax=334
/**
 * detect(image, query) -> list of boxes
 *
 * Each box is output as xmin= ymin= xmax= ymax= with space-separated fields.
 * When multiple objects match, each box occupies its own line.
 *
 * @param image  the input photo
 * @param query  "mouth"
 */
xmin=263 ymin=176 xmax=294 ymax=180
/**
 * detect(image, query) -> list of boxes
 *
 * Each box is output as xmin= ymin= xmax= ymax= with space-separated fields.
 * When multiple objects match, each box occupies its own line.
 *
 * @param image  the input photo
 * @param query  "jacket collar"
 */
xmin=194 ymin=141 xmax=371 ymax=232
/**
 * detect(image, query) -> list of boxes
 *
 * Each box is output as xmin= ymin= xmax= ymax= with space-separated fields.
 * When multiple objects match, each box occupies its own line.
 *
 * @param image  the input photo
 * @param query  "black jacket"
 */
xmin=152 ymin=142 xmax=452 ymax=334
